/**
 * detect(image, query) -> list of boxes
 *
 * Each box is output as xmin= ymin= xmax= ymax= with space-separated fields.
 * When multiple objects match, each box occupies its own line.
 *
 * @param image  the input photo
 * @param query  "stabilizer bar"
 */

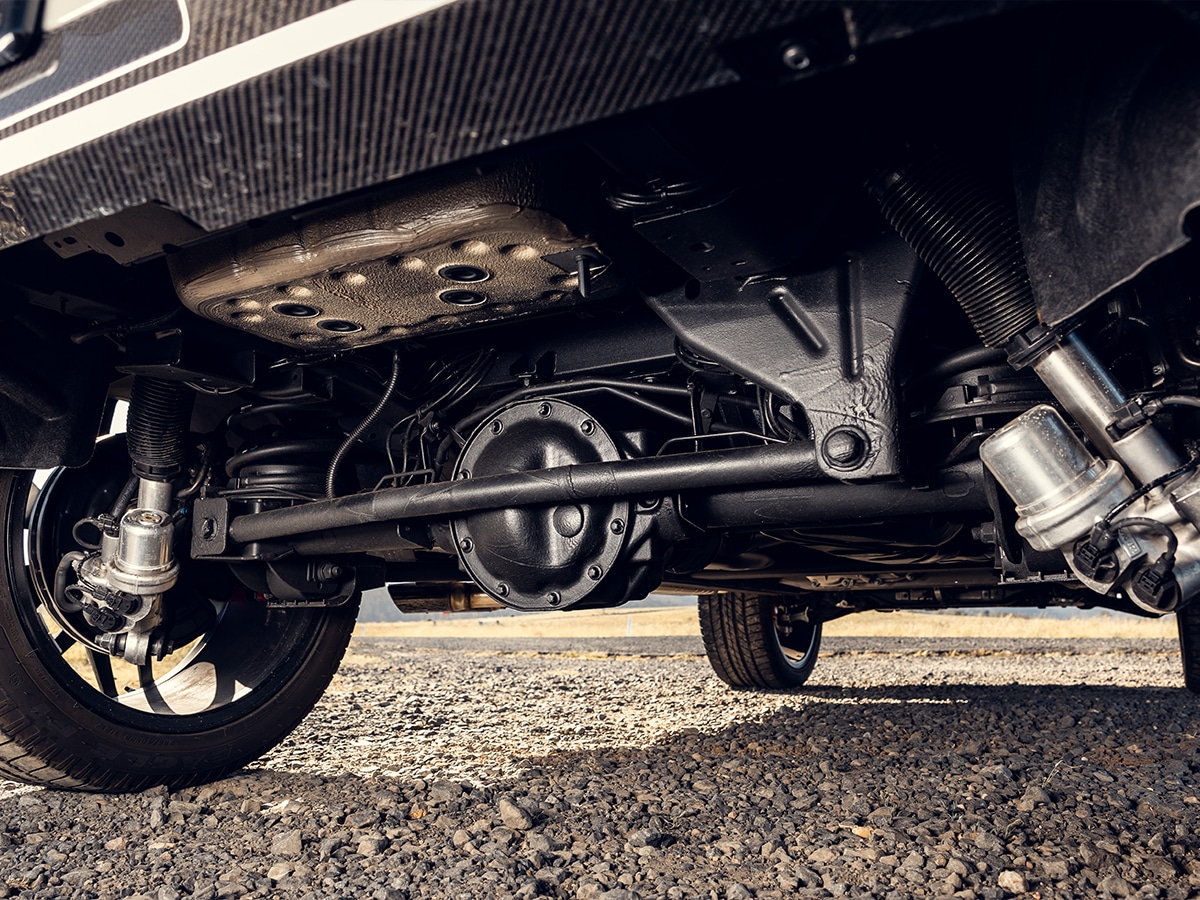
xmin=227 ymin=439 xmax=824 ymax=545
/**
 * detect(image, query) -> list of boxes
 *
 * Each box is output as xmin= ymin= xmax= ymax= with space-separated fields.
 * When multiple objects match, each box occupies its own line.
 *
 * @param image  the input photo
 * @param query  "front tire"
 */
xmin=0 ymin=469 xmax=358 ymax=791
xmin=698 ymin=592 xmax=822 ymax=689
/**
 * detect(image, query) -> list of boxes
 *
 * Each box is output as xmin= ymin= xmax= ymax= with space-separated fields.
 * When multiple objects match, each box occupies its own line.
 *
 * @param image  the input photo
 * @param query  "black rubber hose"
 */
xmin=127 ymin=377 xmax=191 ymax=481
xmin=1151 ymin=395 xmax=1200 ymax=413
xmin=53 ymin=551 xmax=87 ymax=613
xmin=325 ymin=351 xmax=403 ymax=498
xmin=868 ymin=151 xmax=1040 ymax=348
xmin=109 ymin=475 xmax=139 ymax=518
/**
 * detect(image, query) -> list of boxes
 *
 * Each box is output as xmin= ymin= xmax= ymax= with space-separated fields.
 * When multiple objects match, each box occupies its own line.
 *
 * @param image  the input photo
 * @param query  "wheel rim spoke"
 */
xmin=87 ymin=649 xmax=119 ymax=698
xmin=135 ymin=661 xmax=174 ymax=713
xmin=52 ymin=629 xmax=75 ymax=653
xmin=773 ymin=604 xmax=817 ymax=666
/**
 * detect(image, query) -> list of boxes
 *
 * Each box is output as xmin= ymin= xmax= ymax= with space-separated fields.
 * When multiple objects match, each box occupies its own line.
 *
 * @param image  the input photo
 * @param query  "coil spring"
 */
xmin=223 ymin=402 xmax=341 ymax=501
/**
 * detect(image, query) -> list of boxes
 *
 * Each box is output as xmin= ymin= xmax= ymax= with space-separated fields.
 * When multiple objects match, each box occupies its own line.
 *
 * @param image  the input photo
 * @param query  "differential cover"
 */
xmin=451 ymin=399 xmax=630 ymax=611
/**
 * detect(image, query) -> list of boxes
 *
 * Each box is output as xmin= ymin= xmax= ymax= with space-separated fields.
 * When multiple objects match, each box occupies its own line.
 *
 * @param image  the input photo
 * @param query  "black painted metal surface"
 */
xmin=646 ymin=234 xmax=918 ymax=480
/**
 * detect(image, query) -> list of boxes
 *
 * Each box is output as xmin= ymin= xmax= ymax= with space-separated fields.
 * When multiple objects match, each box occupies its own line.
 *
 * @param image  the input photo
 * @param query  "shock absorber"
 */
xmin=871 ymin=150 xmax=1200 ymax=611
xmin=870 ymin=151 xmax=1182 ymax=483
xmin=62 ymin=377 xmax=190 ymax=663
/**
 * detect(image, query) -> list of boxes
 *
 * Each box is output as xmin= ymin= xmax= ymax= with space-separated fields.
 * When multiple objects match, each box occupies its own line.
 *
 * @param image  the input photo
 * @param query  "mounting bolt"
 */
xmin=580 ymin=419 xmax=596 ymax=436
xmin=609 ymin=519 xmax=625 ymax=535
xmin=496 ymin=583 xmax=510 ymax=598
xmin=490 ymin=420 xmax=503 ymax=435
xmin=821 ymin=427 xmax=869 ymax=470
xmin=972 ymin=522 xmax=998 ymax=545
xmin=548 ymin=592 xmax=562 ymax=607
xmin=200 ymin=517 xmax=217 ymax=541
xmin=537 ymin=402 xmax=553 ymax=418
xmin=586 ymin=565 xmax=603 ymax=581
xmin=314 ymin=562 xmax=342 ymax=581
xmin=457 ymin=469 xmax=471 ymax=480
xmin=781 ymin=41 xmax=812 ymax=72
xmin=458 ymin=537 xmax=474 ymax=553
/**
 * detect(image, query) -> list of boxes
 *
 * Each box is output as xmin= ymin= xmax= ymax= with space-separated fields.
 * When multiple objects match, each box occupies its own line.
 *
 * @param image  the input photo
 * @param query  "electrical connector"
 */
xmin=1131 ymin=553 xmax=1179 ymax=612
xmin=1072 ymin=522 xmax=1118 ymax=581
xmin=1108 ymin=397 xmax=1167 ymax=439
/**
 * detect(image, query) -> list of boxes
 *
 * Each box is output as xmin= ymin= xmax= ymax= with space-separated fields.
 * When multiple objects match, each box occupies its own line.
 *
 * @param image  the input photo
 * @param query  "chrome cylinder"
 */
xmin=118 ymin=509 xmax=173 ymax=574
xmin=980 ymin=405 xmax=1136 ymax=551
xmin=1031 ymin=334 xmax=1182 ymax=484
xmin=108 ymin=508 xmax=179 ymax=595
xmin=137 ymin=478 xmax=174 ymax=514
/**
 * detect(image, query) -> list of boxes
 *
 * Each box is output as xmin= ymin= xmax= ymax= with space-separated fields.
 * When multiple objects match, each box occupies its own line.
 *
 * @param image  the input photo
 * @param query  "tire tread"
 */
xmin=698 ymin=592 xmax=820 ymax=690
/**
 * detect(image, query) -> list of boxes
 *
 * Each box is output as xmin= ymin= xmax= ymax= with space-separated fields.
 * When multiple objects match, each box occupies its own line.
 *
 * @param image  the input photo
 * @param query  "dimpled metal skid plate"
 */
xmin=168 ymin=165 xmax=589 ymax=349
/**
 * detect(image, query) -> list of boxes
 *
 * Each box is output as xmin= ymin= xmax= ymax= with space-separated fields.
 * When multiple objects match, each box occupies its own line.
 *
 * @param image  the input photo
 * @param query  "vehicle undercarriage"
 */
xmin=0 ymin=0 xmax=1197 ymax=789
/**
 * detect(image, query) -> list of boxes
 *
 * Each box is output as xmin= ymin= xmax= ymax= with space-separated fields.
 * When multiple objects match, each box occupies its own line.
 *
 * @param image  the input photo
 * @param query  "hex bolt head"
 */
xmin=609 ymin=519 xmax=625 ymax=535
xmin=548 ymin=592 xmax=562 ymax=606
xmin=458 ymin=537 xmax=474 ymax=553
xmin=490 ymin=420 xmax=503 ymax=435
xmin=496 ymin=583 xmax=510 ymax=598
xmin=315 ymin=562 xmax=342 ymax=581
xmin=587 ymin=565 xmax=603 ymax=581
xmin=821 ymin=427 xmax=869 ymax=470
xmin=457 ymin=469 xmax=471 ymax=480
xmin=537 ymin=402 xmax=553 ymax=418
xmin=580 ymin=420 xmax=595 ymax=436
xmin=781 ymin=41 xmax=812 ymax=71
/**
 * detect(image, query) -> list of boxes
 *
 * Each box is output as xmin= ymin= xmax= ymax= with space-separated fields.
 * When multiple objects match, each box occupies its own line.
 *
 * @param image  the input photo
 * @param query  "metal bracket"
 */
xmin=646 ymin=233 xmax=918 ymax=479
xmin=191 ymin=497 xmax=229 ymax=558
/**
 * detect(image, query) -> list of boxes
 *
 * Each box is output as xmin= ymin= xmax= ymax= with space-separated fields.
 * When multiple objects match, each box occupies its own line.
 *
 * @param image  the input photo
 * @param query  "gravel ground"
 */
xmin=0 ymin=635 xmax=1197 ymax=900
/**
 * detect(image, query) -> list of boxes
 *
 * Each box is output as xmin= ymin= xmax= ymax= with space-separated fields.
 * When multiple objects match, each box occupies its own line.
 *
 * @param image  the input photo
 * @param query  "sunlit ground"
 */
xmin=353 ymin=606 xmax=1177 ymax=641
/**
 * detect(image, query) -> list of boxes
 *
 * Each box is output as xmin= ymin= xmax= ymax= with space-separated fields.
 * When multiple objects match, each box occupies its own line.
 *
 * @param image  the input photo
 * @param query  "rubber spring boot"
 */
xmin=868 ymin=150 xmax=1040 ymax=349
xmin=126 ymin=376 xmax=191 ymax=482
